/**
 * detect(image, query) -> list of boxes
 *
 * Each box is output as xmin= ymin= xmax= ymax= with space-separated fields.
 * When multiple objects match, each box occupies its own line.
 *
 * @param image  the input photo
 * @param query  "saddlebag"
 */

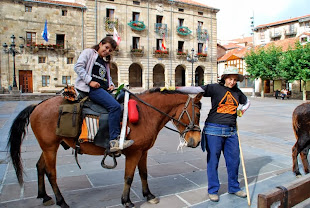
xmin=56 ymin=97 xmax=88 ymax=138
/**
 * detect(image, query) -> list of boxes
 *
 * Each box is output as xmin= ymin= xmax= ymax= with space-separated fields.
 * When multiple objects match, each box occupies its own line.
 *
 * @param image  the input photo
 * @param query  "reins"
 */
xmin=124 ymin=89 xmax=201 ymax=136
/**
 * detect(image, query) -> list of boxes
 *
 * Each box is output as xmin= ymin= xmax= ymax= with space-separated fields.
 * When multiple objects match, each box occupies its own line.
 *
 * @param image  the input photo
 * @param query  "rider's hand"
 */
xmin=107 ymin=85 xmax=115 ymax=91
xmin=89 ymin=81 xmax=100 ymax=88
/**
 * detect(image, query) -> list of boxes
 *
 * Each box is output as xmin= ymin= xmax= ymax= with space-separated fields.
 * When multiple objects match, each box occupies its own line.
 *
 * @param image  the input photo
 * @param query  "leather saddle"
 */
xmin=77 ymin=89 xmax=125 ymax=149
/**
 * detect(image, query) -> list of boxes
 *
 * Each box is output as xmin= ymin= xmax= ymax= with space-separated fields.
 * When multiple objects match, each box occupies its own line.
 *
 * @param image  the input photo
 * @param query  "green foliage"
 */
xmin=279 ymin=41 xmax=310 ymax=82
xmin=245 ymin=45 xmax=282 ymax=80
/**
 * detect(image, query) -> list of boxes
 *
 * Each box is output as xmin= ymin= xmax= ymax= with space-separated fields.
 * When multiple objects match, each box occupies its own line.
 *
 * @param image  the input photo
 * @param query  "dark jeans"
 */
xmin=89 ymin=87 xmax=121 ymax=140
xmin=204 ymin=123 xmax=241 ymax=194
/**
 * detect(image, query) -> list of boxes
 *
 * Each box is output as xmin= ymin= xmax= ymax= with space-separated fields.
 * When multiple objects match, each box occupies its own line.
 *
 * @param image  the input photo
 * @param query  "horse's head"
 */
xmin=172 ymin=93 xmax=203 ymax=148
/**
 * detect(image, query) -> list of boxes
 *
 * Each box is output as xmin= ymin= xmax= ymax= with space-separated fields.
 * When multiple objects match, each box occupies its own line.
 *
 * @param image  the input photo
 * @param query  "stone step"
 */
xmin=191 ymin=171 xmax=309 ymax=208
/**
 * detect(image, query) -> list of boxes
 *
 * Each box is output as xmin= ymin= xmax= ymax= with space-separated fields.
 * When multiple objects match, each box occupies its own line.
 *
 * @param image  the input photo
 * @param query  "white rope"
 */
xmin=177 ymin=135 xmax=188 ymax=152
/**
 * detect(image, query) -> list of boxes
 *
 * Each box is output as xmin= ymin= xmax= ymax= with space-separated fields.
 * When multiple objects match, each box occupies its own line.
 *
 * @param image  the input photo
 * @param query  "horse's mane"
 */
xmin=141 ymin=87 xmax=187 ymax=95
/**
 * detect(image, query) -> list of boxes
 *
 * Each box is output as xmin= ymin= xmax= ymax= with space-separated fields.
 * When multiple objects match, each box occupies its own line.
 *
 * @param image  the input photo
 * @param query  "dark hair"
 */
xmin=91 ymin=36 xmax=117 ymax=62
xmin=218 ymin=76 xmax=238 ymax=89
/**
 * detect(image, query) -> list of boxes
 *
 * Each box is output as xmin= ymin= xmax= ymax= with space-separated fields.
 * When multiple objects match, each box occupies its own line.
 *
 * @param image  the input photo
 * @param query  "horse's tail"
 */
xmin=7 ymin=104 xmax=38 ymax=186
xmin=292 ymin=110 xmax=299 ymax=139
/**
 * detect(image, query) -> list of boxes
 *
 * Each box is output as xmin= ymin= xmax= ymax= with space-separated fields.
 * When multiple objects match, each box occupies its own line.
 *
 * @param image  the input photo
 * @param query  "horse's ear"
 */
xmin=194 ymin=92 xmax=203 ymax=102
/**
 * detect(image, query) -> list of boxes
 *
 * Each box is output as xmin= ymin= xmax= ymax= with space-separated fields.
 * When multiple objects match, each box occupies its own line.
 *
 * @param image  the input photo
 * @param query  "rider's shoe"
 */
xmin=109 ymin=138 xmax=134 ymax=153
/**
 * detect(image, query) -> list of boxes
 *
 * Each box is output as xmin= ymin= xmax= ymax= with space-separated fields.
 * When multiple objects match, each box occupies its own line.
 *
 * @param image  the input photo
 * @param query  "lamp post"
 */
xmin=2 ymin=35 xmax=24 ymax=89
xmin=187 ymin=48 xmax=198 ymax=86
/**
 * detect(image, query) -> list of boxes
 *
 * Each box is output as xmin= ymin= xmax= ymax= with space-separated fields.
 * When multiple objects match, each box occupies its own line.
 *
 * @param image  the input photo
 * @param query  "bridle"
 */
xmin=171 ymin=96 xmax=201 ymax=136
xmin=126 ymin=89 xmax=201 ymax=137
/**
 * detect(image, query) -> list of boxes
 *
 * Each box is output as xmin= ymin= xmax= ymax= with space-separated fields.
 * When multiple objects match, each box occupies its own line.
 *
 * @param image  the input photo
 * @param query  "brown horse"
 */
xmin=292 ymin=102 xmax=310 ymax=176
xmin=7 ymin=88 xmax=202 ymax=208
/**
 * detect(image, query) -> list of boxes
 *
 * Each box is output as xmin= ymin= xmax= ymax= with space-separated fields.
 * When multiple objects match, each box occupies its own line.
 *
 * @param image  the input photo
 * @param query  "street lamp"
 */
xmin=2 ymin=35 xmax=24 ymax=89
xmin=187 ymin=48 xmax=198 ymax=86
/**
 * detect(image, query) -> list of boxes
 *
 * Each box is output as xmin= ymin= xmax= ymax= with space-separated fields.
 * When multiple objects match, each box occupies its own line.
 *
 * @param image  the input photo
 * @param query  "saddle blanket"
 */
xmin=79 ymin=115 xmax=99 ymax=143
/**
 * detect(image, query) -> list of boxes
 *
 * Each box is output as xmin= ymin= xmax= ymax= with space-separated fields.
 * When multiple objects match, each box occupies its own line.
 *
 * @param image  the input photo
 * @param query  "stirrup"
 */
xmin=101 ymin=151 xmax=117 ymax=169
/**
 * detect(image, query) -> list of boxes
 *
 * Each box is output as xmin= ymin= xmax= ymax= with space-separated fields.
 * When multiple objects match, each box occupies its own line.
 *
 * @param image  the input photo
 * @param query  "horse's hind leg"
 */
xmin=138 ymin=151 xmax=159 ymax=204
xmin=300 ymin=147 xmax=309 ymax=174
xmin=43 ymin=150 xmax=69 ymax=208
xmin=292 ymin=142 xmax=301 ymax=176
xmin=36 ymin=153 xmax=54 ymax=205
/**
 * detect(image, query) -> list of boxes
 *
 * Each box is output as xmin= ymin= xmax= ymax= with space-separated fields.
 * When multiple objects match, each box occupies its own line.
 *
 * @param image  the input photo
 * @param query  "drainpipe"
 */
xmin=210 ymin=11 xmax=213 ymax=84
xmin=82 ymin=9 xmax=84 ymax=50
xmin=147 ymin=0 xmax=150 ymax=89
xmin=95 ymin=0 xmax=97 ymax=43
xmin=170 ymin=0 xmax=173 ymax=86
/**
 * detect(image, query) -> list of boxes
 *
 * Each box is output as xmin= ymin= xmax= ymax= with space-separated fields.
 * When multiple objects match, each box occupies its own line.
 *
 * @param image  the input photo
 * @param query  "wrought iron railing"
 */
xmin=197 ymin=27 xmax=208 ymax=41
xmin=130 ymin=45 xmax=144 ymax=57
xmin=154 ymin=23 xmax=167 ymax=36
xmin=104 ymin=17 xmax=119 ymax=33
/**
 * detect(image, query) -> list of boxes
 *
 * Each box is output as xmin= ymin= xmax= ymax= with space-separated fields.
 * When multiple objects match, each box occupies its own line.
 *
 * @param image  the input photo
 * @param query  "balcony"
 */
xmin=176 ymin=26 xmax=192 ymax=36
xmin=104 ymin=17 xmax=119 ymax=33
xmin=155 ymin=23 xmax=167 ymax=36
xmin=176 ymin=49 xmax=188 ymax=59
xmin=285 ymin=28 xmax=297 ymax=37
xmin=270 ymin=32 xmax=281 ymax=39
xmin=128 ymin=20 xmax=146 ymax=31
xmin=197 ymin=53 xmax=207 ymax=61
xmin=130 ymin=46 xmax=144 ymax=57
xmin=153 ymin=47 xmax=169 ymax=58
xmin=197 ymin=27 xmax=208 ymax=41
xmin=25 ymin=43 xmax=66 ymax=54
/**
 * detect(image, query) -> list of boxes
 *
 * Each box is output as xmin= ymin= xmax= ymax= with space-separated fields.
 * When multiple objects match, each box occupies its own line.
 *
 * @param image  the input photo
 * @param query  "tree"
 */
xmin=245 ymin=45 xmax=282 ymax=97
xmin=279 ymin=42 xmax=310 ymax=101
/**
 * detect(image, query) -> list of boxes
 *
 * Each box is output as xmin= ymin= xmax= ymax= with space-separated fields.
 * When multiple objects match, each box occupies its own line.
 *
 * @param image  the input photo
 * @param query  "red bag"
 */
xmin=128 ymin=99 xmax=139 ymax=123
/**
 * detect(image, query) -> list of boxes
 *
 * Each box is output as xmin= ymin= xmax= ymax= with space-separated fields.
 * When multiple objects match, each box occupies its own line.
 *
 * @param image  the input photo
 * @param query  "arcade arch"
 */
xmin=195 ymin=66 xmax=204 ymax=86
xmin=175 ymin=65 xmax=186 ymax=86
xmin=153 ymin=64 xmax=165 ymax=87
xmin=129 ymin=63 xmax=142 ymax=87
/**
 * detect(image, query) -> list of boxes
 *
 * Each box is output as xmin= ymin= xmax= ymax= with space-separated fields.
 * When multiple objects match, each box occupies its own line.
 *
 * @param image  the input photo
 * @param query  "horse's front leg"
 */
xmin=36 ymin=153 xmax=54 ymax=205
xmin=43 ymin=149 xmax=69 ymax=208
xmin=138 ymin=151 xmax=159 ymax=204
xmin=292 ymin=142 xmax=301 ymax=176
xmin=122 ymin=151 xmax=143 ymax=208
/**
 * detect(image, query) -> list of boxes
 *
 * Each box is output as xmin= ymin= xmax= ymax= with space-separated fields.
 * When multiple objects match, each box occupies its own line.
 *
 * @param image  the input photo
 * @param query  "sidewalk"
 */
xmin=0 ymin=96 xmax=309 ymax=208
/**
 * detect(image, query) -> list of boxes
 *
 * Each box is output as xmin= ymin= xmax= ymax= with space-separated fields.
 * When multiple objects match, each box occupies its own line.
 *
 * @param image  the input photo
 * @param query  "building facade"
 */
xmin=254 ymin=14 xmax=310 ymax=45
xmin=0 ymin=0 xmax=219 ymax=93
xmin=253 ymin=14 xmax=310 ymax=98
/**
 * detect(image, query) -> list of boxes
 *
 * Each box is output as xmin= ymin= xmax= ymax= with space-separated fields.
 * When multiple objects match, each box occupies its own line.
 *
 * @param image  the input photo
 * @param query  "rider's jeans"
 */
xmin=89 ymin=87 xmax=121 ymax=140
xmin=204 ymin=123 xmax=241 ymax=194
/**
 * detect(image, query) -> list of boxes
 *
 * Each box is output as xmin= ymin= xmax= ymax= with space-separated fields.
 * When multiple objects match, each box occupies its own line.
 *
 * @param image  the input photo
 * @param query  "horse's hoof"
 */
xmin=148 ymin=197 xmax=159 ymax=204
xmin=123 ymin=202 xmax=135 ymax=208
xmin=296 ymin=174 xmax=302 ymax=178
xmin=43 ymin=198 xmax=55 ymax=206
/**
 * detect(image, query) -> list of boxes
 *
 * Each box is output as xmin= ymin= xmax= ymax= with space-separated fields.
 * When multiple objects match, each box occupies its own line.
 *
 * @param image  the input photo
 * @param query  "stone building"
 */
xmin=0 ymin=0 xmax=219 ymax=93
xmin=0 ymin=0 xmax=86 ymax=93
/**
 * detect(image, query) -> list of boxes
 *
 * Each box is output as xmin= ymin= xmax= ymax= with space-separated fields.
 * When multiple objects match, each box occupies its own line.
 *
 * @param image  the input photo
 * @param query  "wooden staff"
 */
xmin=237 ymin=123 xmax=251 ymax=206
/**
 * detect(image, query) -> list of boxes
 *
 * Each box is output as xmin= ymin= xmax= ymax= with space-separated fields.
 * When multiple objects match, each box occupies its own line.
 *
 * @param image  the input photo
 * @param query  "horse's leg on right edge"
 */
xmin=300 ymin=146 xmax=309 ymax=174
xmin=37 ymin=153 xmax=54 ymax=205
xmin=138 ymin=151 xmax=159 ymax=204
xmin=292 ymin=142 xmax=301 ymax=176
xmin=43 ymin=149 xmax=69 ymax=208
xmin=122 ymin=151 xmax=143 ymax=208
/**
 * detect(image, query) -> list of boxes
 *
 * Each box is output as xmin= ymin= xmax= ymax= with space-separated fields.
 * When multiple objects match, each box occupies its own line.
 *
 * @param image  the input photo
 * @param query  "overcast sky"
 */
xmin=195 ymin=0 xmax=310 ymax=41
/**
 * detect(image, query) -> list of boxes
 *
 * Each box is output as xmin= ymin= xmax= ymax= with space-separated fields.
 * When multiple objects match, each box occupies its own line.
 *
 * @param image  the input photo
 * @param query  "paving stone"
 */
xmin=1 ymin=97 xmax=310 ymax=208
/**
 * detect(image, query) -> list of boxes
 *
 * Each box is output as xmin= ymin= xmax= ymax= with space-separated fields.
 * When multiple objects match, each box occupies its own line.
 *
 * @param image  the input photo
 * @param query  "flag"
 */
xmin=161 ymin=34 xmax=166 ymax=50
xmin=113 ymin=27 xmax=121 ymax=45
xmin=42 ymin=20 xmax=48 ymax=42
